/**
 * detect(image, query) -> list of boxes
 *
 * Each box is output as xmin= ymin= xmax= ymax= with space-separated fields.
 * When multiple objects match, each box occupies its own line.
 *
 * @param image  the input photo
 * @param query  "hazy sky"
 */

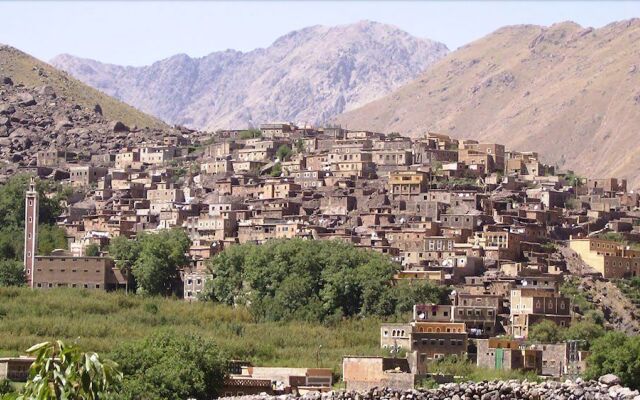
xmin=1 ymin=1 xmax=637 ymax=66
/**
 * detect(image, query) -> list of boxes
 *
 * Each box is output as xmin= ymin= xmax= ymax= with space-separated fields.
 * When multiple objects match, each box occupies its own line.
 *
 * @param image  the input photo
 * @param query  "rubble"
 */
xmin=219 ymin=376 xmax=640 ymax=400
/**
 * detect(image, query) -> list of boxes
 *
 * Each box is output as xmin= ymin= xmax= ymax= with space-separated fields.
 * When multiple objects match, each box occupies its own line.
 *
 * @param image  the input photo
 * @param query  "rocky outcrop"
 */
xmin=220 ymin=376 xmax=639 ymax=400
xmin=0 ymin=77 xmax=183 ymax=178
xmin=50 ymin=21 xmax=448 ymax=130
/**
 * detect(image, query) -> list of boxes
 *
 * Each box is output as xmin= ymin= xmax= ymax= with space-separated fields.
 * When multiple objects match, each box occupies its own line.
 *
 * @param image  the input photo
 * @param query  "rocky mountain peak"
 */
xmin=50 ymin=21 xmax=448 ymax=130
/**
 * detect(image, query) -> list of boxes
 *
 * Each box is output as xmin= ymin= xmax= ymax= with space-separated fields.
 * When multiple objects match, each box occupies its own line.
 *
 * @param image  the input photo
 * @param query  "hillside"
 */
xmin=0 ymin=72 xmax=178 ymax=175
xmin=0 ymin=44 xmax=166 ymax=130
xmin=336 ymin=19 xmax=640 ymax=187
xmin=50 ymin=21 xmax=448 ymax=130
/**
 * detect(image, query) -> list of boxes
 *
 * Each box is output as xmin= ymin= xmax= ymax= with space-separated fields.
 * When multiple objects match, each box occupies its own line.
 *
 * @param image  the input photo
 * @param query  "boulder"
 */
xmin=93 ymin=104 xmax=103 ymax=115
xmin=38 ymin=85 xmax=57 ymax=98
xmin=109 ymin=120 xmax=129 ymax=133
xmin=17 ymin=93 xmax=36 ymax=107
xmin=1 ymin=76 xmax=12 ymax=85
xmin=0 ymin=104 xmax=15 ymax=115
xmin=599 ymin=374 xmax=621 ymax=386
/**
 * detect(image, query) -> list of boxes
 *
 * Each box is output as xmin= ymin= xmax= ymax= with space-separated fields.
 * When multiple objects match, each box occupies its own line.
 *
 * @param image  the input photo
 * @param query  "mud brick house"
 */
xmin=510 ymin=288 xmax=571 ymax=338
xmin=342 ymin=357 xmax=414 ymax=391
xmin=476 ymin=338 xmax=541 ymax=374
xmin=380 ymin=321 xmax=467 ymax=372
xmin=388 ymin=170 xmax=430 ymax=199
xmin=569 ymin=237 xmax=640 ymax=278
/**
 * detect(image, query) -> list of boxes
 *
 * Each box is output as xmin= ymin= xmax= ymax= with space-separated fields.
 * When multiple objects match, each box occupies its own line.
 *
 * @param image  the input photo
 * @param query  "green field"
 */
xmin=0 ymin=287 xmax=386 ymax=374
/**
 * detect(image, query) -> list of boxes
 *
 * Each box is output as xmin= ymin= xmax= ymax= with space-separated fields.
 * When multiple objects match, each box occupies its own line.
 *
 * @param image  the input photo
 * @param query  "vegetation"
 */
xmin=561 ymin=277 xmax=596 ymax=315
xmin=2 ymin=340 xmax=121 ymax=400
xmin=615 ymin=277 xmax=640 ymax=307
xmin=109 ymin=229 xmax=191 ymax=295
xmin=564 ymin=170 xmax=584 ymax=188
xmin=0 ymin=288 xmax=382 ymax=375
xmin=429 ymin=356 xmax=540 ymax=382
xmin=202 ymin=239 xmax=450 ymax=322
xmin=0 ymin=261 xmax=25 ymax=287
xmin=84 ymin=243 xmax=101 ymax=257
xmin=276 ymin=144 xmax=293 ymax=161
xmin=0 ymin=175 xmax=67 ymax=273
xmin=37 ymin=225 xmax=68 ymax=256
xmin=269 ymin=162 xmax=282 ymax=177
xmin=528 ymin=320 xmax=605 ymax=349
xmin=238 ymin=129 xmax=262 ymax=140
xmin=113 ymin=331 xmax=226 ymax=400
xmin=586 ymin=332 xmax=640 ymax=390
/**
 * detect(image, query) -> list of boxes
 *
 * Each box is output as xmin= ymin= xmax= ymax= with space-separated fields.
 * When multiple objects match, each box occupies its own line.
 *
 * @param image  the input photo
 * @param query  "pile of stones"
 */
xmin=220 ymin=375 xmax=640 ymax=400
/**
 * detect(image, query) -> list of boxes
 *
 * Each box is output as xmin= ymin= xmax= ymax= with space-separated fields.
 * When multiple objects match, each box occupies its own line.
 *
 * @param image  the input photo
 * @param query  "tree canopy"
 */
xmin=586 ymin=332 xmax=640 ymax=390
xmin=203 ymin=239 xmax=450 ymax=322
xmin=111 ymin=331 xmax=227 ymax=400
xmin=276 ymin=144 xmax=293 ymax=161
xmin=109 ymin=229 xmax=191 ymax=296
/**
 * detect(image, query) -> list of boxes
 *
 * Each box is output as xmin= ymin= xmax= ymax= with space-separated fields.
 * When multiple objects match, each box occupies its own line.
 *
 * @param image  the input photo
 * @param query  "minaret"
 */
xmin=24 ymin=177 xmax=39 ymax=288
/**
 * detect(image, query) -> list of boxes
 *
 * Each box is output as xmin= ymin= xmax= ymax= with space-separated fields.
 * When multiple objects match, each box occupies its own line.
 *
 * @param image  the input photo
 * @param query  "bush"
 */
xmin=0 ymin=261 xmax=25 ymax=287
xmin=84 ymin=243 xmax=100 ymax=257
xmin=112 ymin=330 xmax=227 ymax=400
xmin=586 ymin=332 xmax=640 ymax=390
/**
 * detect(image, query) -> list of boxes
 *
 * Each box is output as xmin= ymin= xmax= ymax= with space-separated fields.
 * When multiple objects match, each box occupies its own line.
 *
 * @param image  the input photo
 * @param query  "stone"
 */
xmin=599 ymin=375 xmax=621 ymax=386
xmin=109 ymin=120 xmax=129 ymax=133
xmin=0 ymin=104 xmax=15 ymax=115
xmin=1 ymin=76 xmax=12 ymax=85
xmin=17 ymin=92 xmax=36 ymax=106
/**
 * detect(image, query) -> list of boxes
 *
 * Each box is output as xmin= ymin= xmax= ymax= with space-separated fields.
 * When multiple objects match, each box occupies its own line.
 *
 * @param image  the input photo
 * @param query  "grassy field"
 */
xmin=0 ymin=287 xmax=386 ymax=374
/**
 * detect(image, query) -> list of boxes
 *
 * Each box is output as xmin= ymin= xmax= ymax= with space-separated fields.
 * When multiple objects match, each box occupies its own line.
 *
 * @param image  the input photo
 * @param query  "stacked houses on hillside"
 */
xmin=21 ymin=122 xmax=640 ymax=389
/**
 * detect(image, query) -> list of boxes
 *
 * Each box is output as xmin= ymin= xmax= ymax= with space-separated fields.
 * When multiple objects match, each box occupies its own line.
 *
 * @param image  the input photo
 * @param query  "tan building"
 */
xmin=569 ymin=238 xmax=640 ymax=278
xmin=342 ymin=357 xmax=414 ymax=391
xmin=510 ymin=288 xmax=571 ymax=338
xmin=389 ymin=170 xmax=430 ymax=198
xmin=32 ymin=255 xmax=131 ymax=291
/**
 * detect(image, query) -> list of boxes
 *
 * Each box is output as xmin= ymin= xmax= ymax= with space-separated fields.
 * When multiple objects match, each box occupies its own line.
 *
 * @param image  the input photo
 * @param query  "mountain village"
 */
xmin=9 ymin=90 xmax=640 ymax=394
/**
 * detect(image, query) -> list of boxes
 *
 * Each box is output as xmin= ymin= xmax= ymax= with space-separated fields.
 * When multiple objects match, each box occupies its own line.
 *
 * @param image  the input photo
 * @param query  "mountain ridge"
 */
xmin=50 ymin=21 xmax=449 ymax=130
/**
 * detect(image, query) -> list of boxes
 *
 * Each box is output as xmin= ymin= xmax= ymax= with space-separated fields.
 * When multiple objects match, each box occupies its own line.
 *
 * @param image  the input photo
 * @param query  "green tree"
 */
xmin=108 ymin=235 xmax=141 ymax=270
xmin=132 ymin=230 xmax=190 ymax=296
xmin=528 ymin=320 xmax=563 ymax=343
xmin=0 ymin=175 xmax=61 ymax=228
xmin=205 ymin=239 xmax=439 ymax=322
xmin=586 ymin=332 xmax=640 ymax=390
xmin=11 ymin=340 xmax=122 ymax=400
xmin=0 ymin=260 xmax=25 ymax=287
xmin=562 ymin=320 xmax=605 ymax=349
xmin=276 ymin=145 xmax=292 ymax=161
xmin=269 ymin=162 xmax=282 ymax=177
xmin=238 ymin=129 xmax=261 ymax=140
xmin=84 ymin=243 xmax=101 ymax=257
xmin=0 ymin=228 xmax=23 ymax=262
xmin=37 ymin=225 xmax=67 ymax=256
xmin=112 ymin=331 xmax=227 ymax=400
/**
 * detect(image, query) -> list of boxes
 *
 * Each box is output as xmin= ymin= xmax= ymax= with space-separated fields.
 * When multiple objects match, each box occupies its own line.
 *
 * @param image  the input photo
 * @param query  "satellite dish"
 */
xmin=418 ymin=312 xmax=426 ymax=320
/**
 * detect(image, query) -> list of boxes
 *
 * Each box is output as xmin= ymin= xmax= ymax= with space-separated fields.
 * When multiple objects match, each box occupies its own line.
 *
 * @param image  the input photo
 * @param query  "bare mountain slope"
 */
xmin=337 ymin=20 xmax=640 ymax=187
xmin=50 ymin=21 xmax=448 ymax=131
xmin=0 ymin=45 xmax=166 ymax=130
